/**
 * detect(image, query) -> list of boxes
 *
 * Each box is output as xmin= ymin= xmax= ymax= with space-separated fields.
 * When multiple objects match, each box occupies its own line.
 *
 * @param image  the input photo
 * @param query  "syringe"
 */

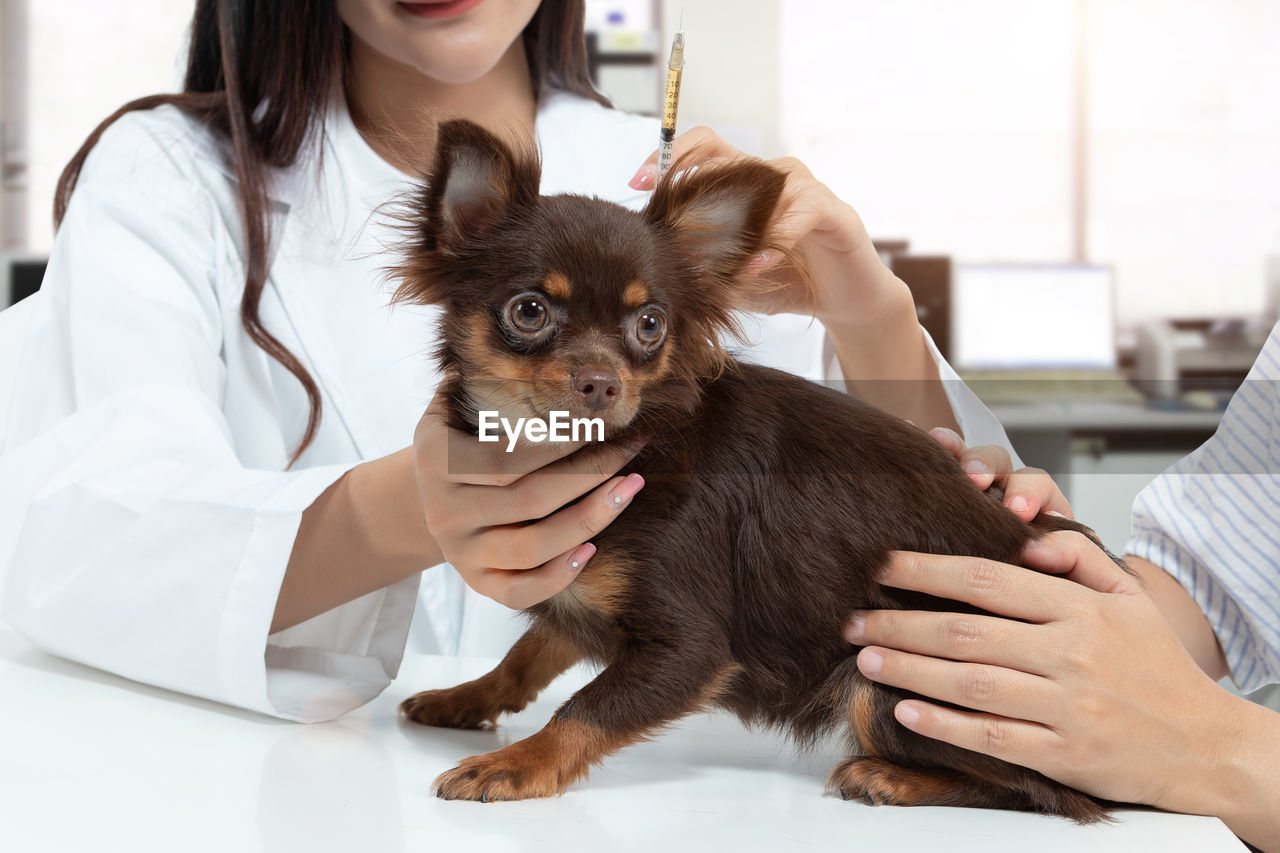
xmin=657 ymin=29 xmax=685 ymax=181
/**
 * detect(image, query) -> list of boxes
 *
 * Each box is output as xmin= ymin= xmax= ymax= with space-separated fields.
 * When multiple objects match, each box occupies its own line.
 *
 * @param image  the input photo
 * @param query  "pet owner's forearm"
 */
xmin=1125 ymin=554 xmax=1230 ymax=679
xmin=823 ymin=272 xmax=960 ymax=433
xmin=1106 ymin=560 xmax=1280 ymax=848
xmin=274 ymin=449 xmax=439 ymax=633
xmin=1197 ymin=696 xmax=1280 ymax=852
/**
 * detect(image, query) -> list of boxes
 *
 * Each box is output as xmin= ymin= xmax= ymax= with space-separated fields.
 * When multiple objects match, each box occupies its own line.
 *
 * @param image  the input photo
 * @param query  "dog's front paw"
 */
xmin=399 ymin=688 xmax=500 ymax=729
xmin=433 ymin=747 xmax=563 ymax=802
xmin=830 ymin=757 xmax=905 ymax=805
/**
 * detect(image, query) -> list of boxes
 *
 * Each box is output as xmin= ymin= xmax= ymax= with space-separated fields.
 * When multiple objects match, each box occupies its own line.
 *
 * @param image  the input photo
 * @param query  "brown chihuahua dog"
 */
xmin=393 ymin=120 xmax=1111 ymax=822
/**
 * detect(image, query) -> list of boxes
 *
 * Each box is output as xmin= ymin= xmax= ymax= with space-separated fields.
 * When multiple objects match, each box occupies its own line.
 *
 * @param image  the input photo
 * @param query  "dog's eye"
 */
xmin=635 ymin=309 xmax=668 ymax=347
xmin=509 ymin=297 xmax=549 ymax=333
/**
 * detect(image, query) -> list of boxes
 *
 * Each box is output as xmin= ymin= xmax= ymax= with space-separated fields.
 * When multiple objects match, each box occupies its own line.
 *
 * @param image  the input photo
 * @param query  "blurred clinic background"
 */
xmin=3 ymin=0 xmax=1280 ymax=556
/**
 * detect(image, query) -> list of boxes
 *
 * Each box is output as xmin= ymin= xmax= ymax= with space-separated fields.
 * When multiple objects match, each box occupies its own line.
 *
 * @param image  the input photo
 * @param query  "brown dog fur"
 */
xmin=393 ymin=119 xmax=1115 ymax=822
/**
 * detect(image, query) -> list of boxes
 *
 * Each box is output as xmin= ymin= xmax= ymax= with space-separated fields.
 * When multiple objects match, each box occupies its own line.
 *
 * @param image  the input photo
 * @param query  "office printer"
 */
xmin=1134 ymin=318 xmax=1269 ymax=402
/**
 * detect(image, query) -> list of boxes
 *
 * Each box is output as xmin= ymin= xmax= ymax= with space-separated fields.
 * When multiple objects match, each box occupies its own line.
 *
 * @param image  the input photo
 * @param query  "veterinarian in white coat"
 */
xmin=0 ymin=0 xmax=1017 ymax=724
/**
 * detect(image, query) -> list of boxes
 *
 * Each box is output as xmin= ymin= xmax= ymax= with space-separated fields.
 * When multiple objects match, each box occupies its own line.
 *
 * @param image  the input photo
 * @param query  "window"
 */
xmin=779 ymin=0 xmax=1280 ymax=320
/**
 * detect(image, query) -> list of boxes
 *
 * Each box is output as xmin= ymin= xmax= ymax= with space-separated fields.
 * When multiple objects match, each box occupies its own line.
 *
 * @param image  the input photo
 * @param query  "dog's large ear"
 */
xmin=642 ymin=157 xmax=787 ymax=282
xmin=392 ymin=119 xmax=540 ymax=305
xmin=425 ymin=119 xmax=540 ymax=250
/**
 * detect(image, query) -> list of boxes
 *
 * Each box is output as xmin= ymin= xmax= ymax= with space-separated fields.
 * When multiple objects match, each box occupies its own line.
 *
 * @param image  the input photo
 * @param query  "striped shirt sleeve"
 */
xmin=1124 ymin=321 xmax=1280 ymax=693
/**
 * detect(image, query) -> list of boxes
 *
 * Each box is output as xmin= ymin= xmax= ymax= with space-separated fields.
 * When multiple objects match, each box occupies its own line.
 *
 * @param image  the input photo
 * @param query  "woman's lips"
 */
xmin=397 ymin=0 xmax=487 ymax=20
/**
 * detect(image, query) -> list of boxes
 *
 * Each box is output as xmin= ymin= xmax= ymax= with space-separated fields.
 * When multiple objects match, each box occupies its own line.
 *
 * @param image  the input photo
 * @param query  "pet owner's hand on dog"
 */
xmin=927 ymin=430 xmax=1228 ymax=679
xmin=630 ymin=127 xmax=959 ymax=433
xmin=847 ymin=435 xmax=1280 ymax=851
xmin=926 ymin=427 xmax=1073 ymax=521
xmin=412 ymin=389 xmax=644 ymax=610
xmin=850 ymin=538 xmax=1280 ymax=849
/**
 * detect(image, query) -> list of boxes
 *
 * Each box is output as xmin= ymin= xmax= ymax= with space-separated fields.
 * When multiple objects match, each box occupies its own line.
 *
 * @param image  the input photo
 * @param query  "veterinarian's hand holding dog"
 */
xmin=412 ymin=389 xmax=644 ymax=610
xmin=278 ymin=391 xmax=643 ymax=630
xmin=630 ymin=127 xmax=958 ymax=432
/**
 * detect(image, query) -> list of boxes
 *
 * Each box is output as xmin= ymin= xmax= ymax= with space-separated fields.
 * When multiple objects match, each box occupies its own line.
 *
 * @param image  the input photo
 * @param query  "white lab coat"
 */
xmin=0 ymin=90 xmax=1017 ymax=722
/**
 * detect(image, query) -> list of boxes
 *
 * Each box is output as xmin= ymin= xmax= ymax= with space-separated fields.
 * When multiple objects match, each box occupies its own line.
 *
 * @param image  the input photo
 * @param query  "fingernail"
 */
xmin=629 ymin=164 xmax=658 ymax=190
xmin=844 ymin=612 xmax=866 ymax=644
xmin=895 ymin=702 xmax=920 ymax=728
xmin=965 ymin=459 xmax=991 ymax=488
xmin=930 ymin=427 xmax=960 ymax=446
xmin=609 ymin=473 xmax=645 ymax=510
xmin=857 ymin=649 xmax=883 ymax=677
xmin=1009 ymin=496 xmax=1029 ymax=513
xmin=1045 ymin=510 xmax=1066 ymax=518
xmin=568 ymin=542 xmax=596 ymax=574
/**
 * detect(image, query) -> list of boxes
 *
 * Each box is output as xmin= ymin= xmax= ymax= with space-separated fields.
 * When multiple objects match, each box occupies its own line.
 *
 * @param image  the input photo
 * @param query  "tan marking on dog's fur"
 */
xmin=400 ymin=629 xmax=582 ymax=729
xmin=828 ymin=756 xmax=978 ymax=805
xmin=849 ymin=677 xmax=880 ymax=757
xmin=623 ymin=280 xmax=650 ymax=308
xmin=456 ymin=312 xmax=554 ymax=420
xmin=458 ymin=314 xmax=536 ymax=380
xmin=638 ymin=341 xmax=675 ymax=389
xmin=554 ymin=553 xmax=632 ymax=616
xmin=434 ymin=718 xmax=632 ymax=801
xmin=543 ymin=272 xmax=571 ymax=300
xmin=434 ymin=662 xmax=744 ymax=802
xmin=694 ymin=662 xmax=744 ymax=709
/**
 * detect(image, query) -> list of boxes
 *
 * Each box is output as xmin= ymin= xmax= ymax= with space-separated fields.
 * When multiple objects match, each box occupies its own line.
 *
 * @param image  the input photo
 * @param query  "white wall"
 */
xmin=659 ymin=0 xmax=779 ymax=157
xmin=775 ymin=0 xmax=1280 ymax=322
xmin=781 ymin=0 xmax=1078 ymax=263
xmin=25 ymin=1 xmax=191 ymax=250
xmin=1085 ymin=0 xmax=1280 ymax=320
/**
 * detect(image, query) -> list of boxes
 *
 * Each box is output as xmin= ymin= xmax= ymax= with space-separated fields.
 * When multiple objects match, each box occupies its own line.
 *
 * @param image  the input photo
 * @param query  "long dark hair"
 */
xmin=54 ymin=0 xmax=607 ymax=466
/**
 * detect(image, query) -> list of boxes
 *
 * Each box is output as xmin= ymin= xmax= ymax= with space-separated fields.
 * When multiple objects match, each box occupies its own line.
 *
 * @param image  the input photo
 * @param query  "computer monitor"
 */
xmin=2 ymin=251 xmax=47 ymax=309
xmin=951 ymin=264 xmax=1117 ymax=371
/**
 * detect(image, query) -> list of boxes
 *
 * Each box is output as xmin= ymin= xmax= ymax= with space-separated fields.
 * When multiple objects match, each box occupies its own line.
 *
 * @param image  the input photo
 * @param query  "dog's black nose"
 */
xmin=573 ymin=369 xmax=621 ymax=411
